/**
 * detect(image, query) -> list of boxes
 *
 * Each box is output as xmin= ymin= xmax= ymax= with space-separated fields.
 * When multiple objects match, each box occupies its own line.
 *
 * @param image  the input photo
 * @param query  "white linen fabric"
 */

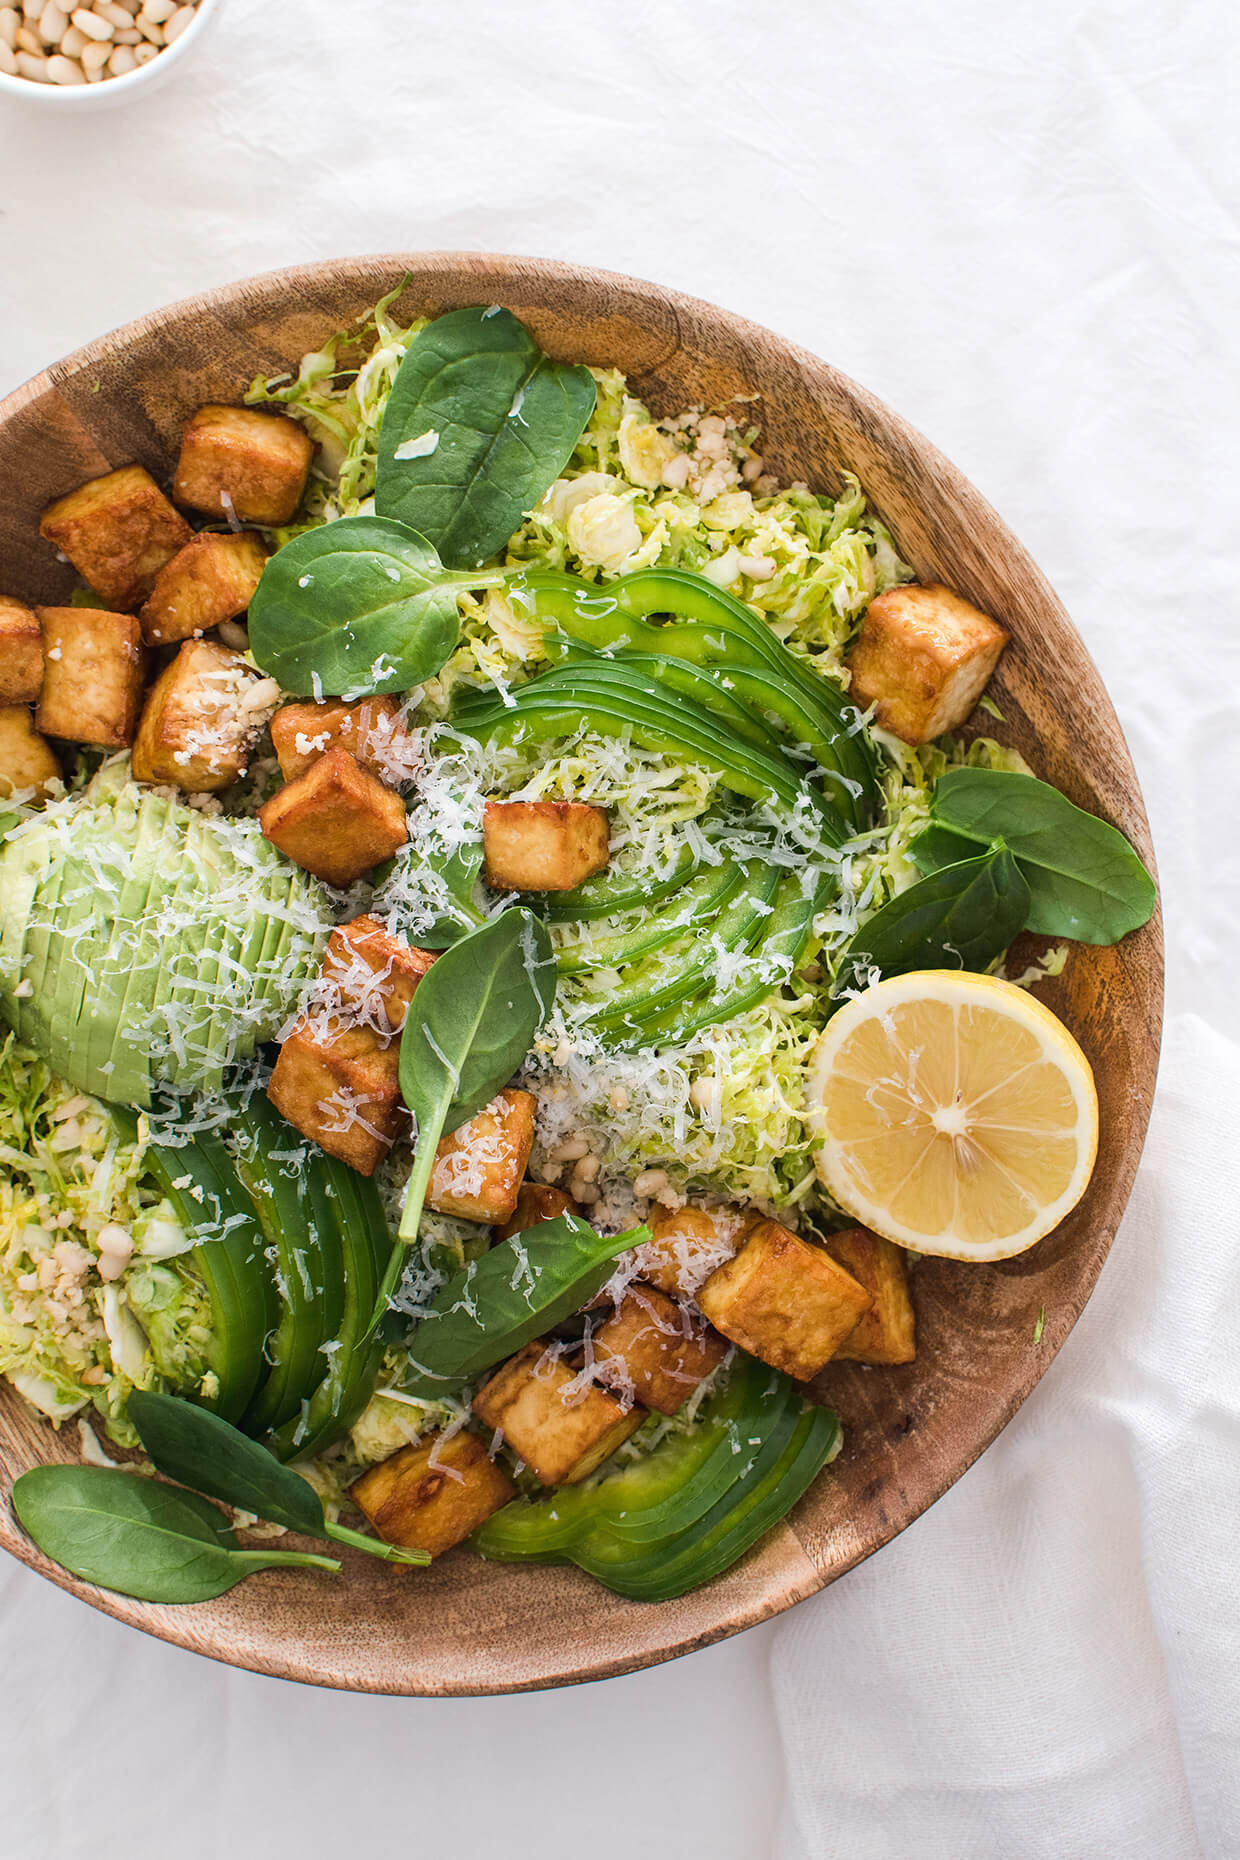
xmin=0 ymin=3 xmax=1235 ymax=1857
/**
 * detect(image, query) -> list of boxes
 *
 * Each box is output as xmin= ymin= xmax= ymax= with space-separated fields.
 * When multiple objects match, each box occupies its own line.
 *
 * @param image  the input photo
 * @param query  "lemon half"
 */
xmin=807 ymin=971 xmax=1099 ymax=1262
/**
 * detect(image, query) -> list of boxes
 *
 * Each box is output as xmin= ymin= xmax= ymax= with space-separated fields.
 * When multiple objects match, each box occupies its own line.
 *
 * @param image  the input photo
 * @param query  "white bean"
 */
xmin=47 ymin=49 xmax=86 ymax=77
xmin=0 ymin=36 xmax=16 ymax=68
xmin=70 ymin=6 xmax=112 ymax=37
xmin=106 ymin=40 xmax=134 ymax=70
xmin=633 ymin=1168 xmax=669 ymax=1198
xmin=60 ymin=20 xmax=85 ymax=48
xmin=550 ymin=1136 xmax=591 ymax=1163
xmin=574 ymin=1182 xmax=601 ymax=1207
xmin=14 ymin=44 xmax=47 ymax=72
xmin=572 ymin=1154 xmax=601 ymax=1184
xmin=0 ymin=7 xmax=18 ymax=45
xmin=163 ymin=1 xmax=192 ymax=39
xmin=38 ymin=0 xmax=66 ymax=38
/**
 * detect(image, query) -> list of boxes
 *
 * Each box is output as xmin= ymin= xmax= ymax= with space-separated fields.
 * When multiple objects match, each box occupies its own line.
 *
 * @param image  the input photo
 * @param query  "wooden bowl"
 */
xmin=0 ymin=254 xmax=1163 ymax=1695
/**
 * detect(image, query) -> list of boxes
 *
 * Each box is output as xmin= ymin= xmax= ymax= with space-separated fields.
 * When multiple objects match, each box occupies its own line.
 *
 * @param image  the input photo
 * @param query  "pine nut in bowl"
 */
xmin=0 ymin=0 xmax=220 ymax=107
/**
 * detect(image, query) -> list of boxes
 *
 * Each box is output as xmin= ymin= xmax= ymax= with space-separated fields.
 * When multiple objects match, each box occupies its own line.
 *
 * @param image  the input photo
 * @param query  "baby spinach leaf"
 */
xmin=247 ymin=515 xmax=474 ymax=699
xmin=11 ymin=1465 xmax=338 ymax=1604
xmin=375 ymin=307 xmax=597 ymax=570
xmin=402 ymin=1215 xmax=651 ymax=1396
xmin=127 ymin=1392 xmax=429 ymax=1567
xmin=917 ymin=768 xmax=1156 ymax=944
xmin=835 ymin=847 xmax=1031 ymax=993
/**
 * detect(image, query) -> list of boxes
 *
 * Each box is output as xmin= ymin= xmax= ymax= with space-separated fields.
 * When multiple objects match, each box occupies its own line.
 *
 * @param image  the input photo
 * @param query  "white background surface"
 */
xmin=1 ymin=4 xmax=1236 ymax=1856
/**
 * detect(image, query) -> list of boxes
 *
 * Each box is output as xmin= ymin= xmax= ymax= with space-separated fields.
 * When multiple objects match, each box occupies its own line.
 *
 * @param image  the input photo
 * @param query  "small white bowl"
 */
xmin=0 ymin=0 xmax=222 ymax=109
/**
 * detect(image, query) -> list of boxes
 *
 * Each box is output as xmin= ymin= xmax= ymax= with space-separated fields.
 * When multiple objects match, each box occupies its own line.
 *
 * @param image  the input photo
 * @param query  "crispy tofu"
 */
xmin=472 ymin=1340 xmax=644 ymax=1485
xmin=847 ymin=584 xmax=1010 ymax=745
xmin=350 ymin=1430 xmax=516 ymax=1558
xmin=139 ymin=530 xmax=268 ymax=647
xmin=258 ymin=746 xmax=408 ymax=888
xmin=35 ymin=607 xmax=145 ymax=748
xmin=131 ymin=640 xmax=264 ymax=792
xmin=493 ymin=1181 xmax=581 ymax=1244
xmin=428 ymin=1089 xmax=537 ymax=1224
xmin=0 ymin=597 xmax=44 ymax=704
xmin=593 ymin=1283 xmax=727 ymax=1415
xmin=267 ymin=1024 xmax=402 ymax=1176
xmin=483 ymin=799 xmax=610 ymax=892
xmin=322 ymin=914 xmax=436 ymax=1035
xmin=635 ymin=1202 xmax=758 ymax=1299
xmin=39 ymin=465 xmax=191 ymax=610
xmin=0 ymin=706 xmax=61 ymax=801
xmin=173 ymin=404 xmax=315 ymax=526
xmin=697 ymin=1218 xmax=873 ymax=1382
xmin=269 ymin=697 xmax=413 ymax=787
xmin=824 ymin=1227 xmax=917 ymax=1366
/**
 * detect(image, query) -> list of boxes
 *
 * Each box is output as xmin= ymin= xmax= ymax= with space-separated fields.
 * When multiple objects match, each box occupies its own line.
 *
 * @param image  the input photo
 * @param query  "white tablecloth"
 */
xmin=1 ymin=4 xmax=1235 ymax=1855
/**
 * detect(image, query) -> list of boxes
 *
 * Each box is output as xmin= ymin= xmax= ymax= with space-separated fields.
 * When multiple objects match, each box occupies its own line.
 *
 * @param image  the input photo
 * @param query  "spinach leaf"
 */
xmin=374 ymin=307 xmax=597 ymax=570
xmin=11 ymin=1465 xmax=338 ymax=1604
xmin=247 ymin=516 xmax=476 ymax=699
xmin=127 ymin=1392 xmax=428 ymax=1567
xmin=835 ymin=847 xmax=1031 ymax=993
xmin=381 ymin=909 xmax=556 ymax=1310
xmin=402 ymin=1215 xmax=651 ymax=1396
xmin=415 ymin=842 xmax=487 ymax=945
xmin=916 ymin=768 xmax=1156 ymax=944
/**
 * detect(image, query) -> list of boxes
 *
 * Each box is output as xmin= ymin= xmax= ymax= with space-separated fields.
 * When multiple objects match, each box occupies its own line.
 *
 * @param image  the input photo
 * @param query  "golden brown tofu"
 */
xmin=139 ymin=530 xmax=268 ymax=647
xmin=847 ymin=584 xmax=1010 ymax=746
xmin=39 ymin=465 xmax=191 ymax=610
xmin=428 ymin=1089 xmax=537 ymax=1224
xmin=266 ymin=1023 xmax=402 ymax=1175
xmin=593 ymin=1283 xmax=727 ymax=1415
xmin=350 ymin=1430 xmax=516 ymax=1558
xmin=269 ymin=697 xmax=414 ymax=787
xmin=0 ymin=597 xmax=44 ymax=704
xmin=635 ymin=1202 xmax=758 ymax=1299
xmin=173 ymin=405 xmax=315 ymax=526
xmin=823 ymin=1226 xmax=917 ymax=1366
xmin=322 ymin=914 xmax=436 ymax=1034
xmin=483 ymin=799 xmax=610 ymax=891
xmin=35 ymin=607 xmax=146 ymax=748
xmin=697 ymin=1218 xmax=873 ymax=1382
xmin=258 ymin=746 xmax=408 ymax=888
xmin=493 ymin=1181 xmax=581 ymax=1243
xmin=472 ymin=1340 xmax=644 ymax=1485
xmin=131 ymin=640 xmax=265 ymax=793
xmin=0 ymin=706 xmax=61 ymax=801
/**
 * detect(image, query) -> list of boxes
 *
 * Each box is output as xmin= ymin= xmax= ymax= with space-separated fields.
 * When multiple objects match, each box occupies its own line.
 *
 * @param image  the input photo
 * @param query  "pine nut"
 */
xmin=20 ymin=0 xmax=41 ymax=19
xmin=106 ymin=40 xmax=133 ymax=70
xmin=79 ymin=33 xmax=108 ymax=65
xmin=16 ymin=18 xmax=41 ymax=46
xmin=0 ymin=36 xmax=16 ymax=68
xmin=135 ymin=11 xmax=162 ymax=40
xmin=111 ymin=21 xmax=135 ymax=34
xmin=60 ymin=19 xmax=84 ymax=48
xmin=71 ymin=7 xmax=113 ymax=38
xmin=129 ymin=35 xmax=154 ymax=57
xmin=15 ymin=45 xmax=47 ymax=72
xmin=163 ymin=1 xmax=191 ymax=38
xmin=139 ymin=0 xmax=172 ymax=16
xmin=38 ymin=0 xmax=66 ymax=38
xmin=47 ymin=49 xmax=84 ymax=78
xmin=0 ymin=7 xmax=17 ymax=45
xmin=95 ymin=0 xmax=131 ymax=21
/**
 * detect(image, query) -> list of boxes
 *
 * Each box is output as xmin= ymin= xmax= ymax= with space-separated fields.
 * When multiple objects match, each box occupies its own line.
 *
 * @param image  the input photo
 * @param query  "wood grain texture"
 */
xmin=0 ymin=253 xmax=1164 ymax=1695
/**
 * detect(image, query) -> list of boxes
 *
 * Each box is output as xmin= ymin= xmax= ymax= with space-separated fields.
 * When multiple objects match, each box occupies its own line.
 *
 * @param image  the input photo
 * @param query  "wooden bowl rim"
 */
xmin=0 ymin=251 xmax=1164 ymax=1694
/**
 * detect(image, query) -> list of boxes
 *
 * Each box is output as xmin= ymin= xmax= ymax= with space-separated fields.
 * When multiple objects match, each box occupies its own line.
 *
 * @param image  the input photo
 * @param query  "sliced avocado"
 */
xmin=101 ymin=795 xmax=190 ymax=1105
xmin=46 ymin=783 xmax=145 ymax=1087
xmin=85 ymin=793 xmax=177 ymax=1100
xmin=181 ymin=812 xmax=235 ymax=1094
xmin=0 ymin=821 xmax=64 ymax=1049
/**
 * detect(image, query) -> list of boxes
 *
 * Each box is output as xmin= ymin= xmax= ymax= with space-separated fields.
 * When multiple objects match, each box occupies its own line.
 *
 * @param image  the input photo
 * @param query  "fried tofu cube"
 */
xmin=173 ymin=404 xmax=315 ymax=526
xmin=258 ymin=746 xmax=407 ymax=888
xmin=0 ymin=597 xmax=44 ymax=704
xmin=40 ymin=465 xmax=191 ymax=610
xmin=428 ymin=1089 xmax=537 ymax=1224
xmin=0 ymin=706 xmax=61 ymax=801
xmin=847 ymin=584 xmax=1010 ymax=746
xmin=697 ymin=1218 xmax=873 ymax=1382
xmin=269 ymin=697 xmax=413 ymax=787
xmin=493 ymin=1182 xmax=581 ymax=1243
xmin=139 ymin=530 xmax=268 ymax=647
xmin=35 ymin=607 xmax=145 ymax=748
xmin=267 ymin=1023 xmax=402 ymax=1175
xmin=483 ymin=800 xmax=610 ymax=892
xmin=323 ymin=914 xmax=436 ymax=1034
xmin=593 ymin=1283 xmax=727 ymax=1415
xmin=350 ymin=1430 xmax=516 ymax=1558
xmin=472 ymin=1340 xmax=644 ymax=1485
xmin=131 ymin=640 xmax=264 ymax=792
xmin=823 ymin=1227 xmax=917 ymax=1366
xmin=635 ymin=1202 xmax=758 ymax=1298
